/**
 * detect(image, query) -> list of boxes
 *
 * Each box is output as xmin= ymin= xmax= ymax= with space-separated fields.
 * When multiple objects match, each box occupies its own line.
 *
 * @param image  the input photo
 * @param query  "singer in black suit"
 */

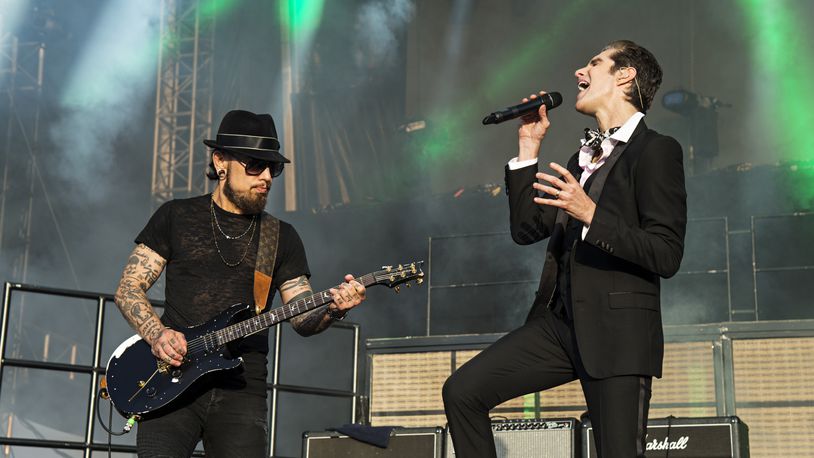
xmin=443 ymin=40 xmax=687 ymax=458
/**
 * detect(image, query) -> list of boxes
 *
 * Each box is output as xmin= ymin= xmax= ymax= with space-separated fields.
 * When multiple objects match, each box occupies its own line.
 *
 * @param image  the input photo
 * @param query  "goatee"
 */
xmin=223 ymin=177 xmax=268 ymax=214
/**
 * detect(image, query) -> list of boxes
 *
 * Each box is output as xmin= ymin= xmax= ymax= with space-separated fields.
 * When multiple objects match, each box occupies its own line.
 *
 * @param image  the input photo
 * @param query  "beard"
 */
xmin=223 ymin=176 xmax=268 ymax=214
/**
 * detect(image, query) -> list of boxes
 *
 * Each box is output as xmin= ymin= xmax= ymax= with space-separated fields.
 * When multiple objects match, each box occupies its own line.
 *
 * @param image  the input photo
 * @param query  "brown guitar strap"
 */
xmin=253 ymin=213 xmax=280 ymax=315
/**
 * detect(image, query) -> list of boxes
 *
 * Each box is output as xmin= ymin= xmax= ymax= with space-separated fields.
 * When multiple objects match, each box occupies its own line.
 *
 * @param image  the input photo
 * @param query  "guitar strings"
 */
xmin=179 ymin=270 xmax=419 ymax=356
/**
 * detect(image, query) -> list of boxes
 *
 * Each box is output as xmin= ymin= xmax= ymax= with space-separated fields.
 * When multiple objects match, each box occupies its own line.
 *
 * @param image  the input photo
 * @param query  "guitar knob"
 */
xmin=146 ymin=387 xmax=157 ymax=398
xmin=171 ymin=369 xmax=182 ymax=378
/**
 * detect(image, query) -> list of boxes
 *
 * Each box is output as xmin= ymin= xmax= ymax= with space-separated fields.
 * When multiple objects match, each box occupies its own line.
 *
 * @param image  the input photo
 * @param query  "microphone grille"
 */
xmin=546 ymin=92 xmax=563 ymax=108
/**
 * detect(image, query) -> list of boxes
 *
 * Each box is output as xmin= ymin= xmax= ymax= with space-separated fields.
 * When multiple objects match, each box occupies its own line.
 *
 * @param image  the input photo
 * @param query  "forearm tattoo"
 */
xmin=279 ymin=275 xmax=309 ymax=293
xmin=114 ymin=244 xmax=167 ymax=343
xmin=286 ymin=288 xmax=332 ymax=337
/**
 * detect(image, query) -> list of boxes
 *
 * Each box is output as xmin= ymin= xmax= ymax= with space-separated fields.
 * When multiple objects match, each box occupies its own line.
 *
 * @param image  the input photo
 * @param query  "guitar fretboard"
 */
xmin=204 ymin=273 xmax=377 ymax=348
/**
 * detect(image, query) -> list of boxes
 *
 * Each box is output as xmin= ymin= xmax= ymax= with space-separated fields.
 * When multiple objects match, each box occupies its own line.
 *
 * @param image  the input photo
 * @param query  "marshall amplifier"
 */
xmin=582 ymin=416 xmax=749 ymax=457
xmin=445 ymin=418 xmax=580 ymax=458
xmin=303 ymin=427 xmax=443 ymax=457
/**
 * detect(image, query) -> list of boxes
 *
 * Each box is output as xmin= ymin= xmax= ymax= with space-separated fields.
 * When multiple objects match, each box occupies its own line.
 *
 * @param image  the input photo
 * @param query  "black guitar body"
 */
xmin=106 ymin=303 xmax=253 ymax=418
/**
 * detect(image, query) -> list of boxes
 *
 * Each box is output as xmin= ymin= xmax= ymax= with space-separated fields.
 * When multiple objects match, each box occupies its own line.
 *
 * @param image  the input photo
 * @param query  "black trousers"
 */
xmin=442 ymin=309 xmax=651 ymax=458
xmin=136 ymin=354 xmax=269 ymax=457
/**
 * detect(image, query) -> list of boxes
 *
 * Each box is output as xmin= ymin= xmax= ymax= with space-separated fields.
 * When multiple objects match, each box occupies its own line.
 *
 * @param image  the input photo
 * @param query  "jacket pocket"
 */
xmin=608 ymin=291 xmax=659 ymax=311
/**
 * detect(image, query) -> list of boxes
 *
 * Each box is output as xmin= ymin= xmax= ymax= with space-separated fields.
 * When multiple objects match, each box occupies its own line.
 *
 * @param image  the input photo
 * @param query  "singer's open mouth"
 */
xmin=578 ymin=80 xmax=590 ymax=91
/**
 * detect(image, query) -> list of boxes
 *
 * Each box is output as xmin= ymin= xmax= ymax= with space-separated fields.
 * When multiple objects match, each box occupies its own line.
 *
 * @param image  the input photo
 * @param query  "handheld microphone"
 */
xmin=482 ymin=92 xmax=562 ymax=125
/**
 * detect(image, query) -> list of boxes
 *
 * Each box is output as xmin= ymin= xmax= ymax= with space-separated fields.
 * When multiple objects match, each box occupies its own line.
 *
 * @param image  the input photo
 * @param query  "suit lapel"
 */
xmin=585 ymin=121 xmax=647 ymax=203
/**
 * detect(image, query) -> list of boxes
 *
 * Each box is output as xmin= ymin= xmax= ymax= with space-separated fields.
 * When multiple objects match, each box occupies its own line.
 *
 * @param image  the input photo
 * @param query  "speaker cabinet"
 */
xmin=582 ymin=416 xmax=749 ymax=457
xmin=445 ymin=418 xmax=579 ymax=458
xmin=303 ymin=427 xmax=443 ymax=457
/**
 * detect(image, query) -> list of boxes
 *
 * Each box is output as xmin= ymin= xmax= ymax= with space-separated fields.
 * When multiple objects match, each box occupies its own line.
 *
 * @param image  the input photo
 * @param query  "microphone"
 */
xmin=482 ymin=92 xmax=562 ymax=125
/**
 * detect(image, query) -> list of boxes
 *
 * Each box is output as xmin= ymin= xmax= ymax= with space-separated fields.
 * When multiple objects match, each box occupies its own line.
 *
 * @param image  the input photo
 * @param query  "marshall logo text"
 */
xmin=645 ymin=435 xmax=690 ymax=451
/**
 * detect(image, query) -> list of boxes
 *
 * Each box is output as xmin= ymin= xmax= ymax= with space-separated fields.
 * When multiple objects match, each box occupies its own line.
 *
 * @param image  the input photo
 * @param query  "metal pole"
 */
xmin=280 ymin=0 xmax=297 ymax=211
xmin=426 ymin=236 xmax=432 ymax=336
xmin=187 ymin=2 xmax=201 ymax=194
xmin=351 ymin=323 xmax=359 ymax=423
xmin=269 ymin=324 xmax=282 ymax=456
xmin=0 ymin=283 xmax=14 ymax=389
xmin=750 ymin=216 xmax=759 ymax=320
xmin=83 ymin=296 xmax=106 ymax=458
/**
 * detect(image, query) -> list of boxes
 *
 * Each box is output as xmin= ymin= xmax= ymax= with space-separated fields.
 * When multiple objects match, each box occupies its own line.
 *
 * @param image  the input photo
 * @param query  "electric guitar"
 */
xmin=105 ymin=262 xmax=424 ymax=418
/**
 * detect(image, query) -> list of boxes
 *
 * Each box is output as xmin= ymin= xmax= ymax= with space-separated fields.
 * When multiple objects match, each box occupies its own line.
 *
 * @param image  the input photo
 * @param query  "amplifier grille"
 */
xmin=445 ymin=419 xmax=578 ymax=458
xmin=370 ymin=342 xmax=717 ymax=426
xmin=733 ymin=337 xmax=814 ymax=457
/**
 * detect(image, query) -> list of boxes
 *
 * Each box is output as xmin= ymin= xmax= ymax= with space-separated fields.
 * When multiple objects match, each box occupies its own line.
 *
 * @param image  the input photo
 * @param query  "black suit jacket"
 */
xmin=505 ymin=121 xmax=687 ymax=379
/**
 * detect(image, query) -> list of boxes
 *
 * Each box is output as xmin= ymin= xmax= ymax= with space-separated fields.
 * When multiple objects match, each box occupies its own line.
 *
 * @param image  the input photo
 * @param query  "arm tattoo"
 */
xmin=280 ymin=276 xmax=309 ymax=293
xmin=288 ymin=292 xmax=332 ymax=337
xmin=114 ymin=244 xmax=167 ymax=344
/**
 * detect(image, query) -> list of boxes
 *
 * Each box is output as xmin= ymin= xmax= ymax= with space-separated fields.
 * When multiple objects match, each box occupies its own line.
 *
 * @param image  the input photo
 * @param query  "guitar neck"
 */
xmin=214 ymin=273 xmax=377 ymax=346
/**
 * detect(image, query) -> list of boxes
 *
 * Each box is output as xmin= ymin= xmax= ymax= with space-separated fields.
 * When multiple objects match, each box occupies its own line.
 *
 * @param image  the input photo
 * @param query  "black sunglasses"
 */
xmin=234 ymin=154 xmax=284 ymax=178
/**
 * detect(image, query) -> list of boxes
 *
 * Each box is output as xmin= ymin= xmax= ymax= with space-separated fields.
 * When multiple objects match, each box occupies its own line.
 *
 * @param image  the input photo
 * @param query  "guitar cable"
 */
xmin=96 ymin=376 xmax=139 ymax=457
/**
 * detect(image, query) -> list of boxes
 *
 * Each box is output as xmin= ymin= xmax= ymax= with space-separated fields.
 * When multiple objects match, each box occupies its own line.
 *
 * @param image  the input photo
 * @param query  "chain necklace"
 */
xmin=211 ymin=198 xmax=256 ymax=239
xmin=210 ymin=198 xmax=258 ymax=267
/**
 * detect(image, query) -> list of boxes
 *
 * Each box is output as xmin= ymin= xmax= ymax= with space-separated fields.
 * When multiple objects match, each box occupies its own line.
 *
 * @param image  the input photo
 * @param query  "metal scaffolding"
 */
xmin=0 ymin=34 xmax=45 ymax=283
xmin=151 ymin=0 xmax=215 ymax=207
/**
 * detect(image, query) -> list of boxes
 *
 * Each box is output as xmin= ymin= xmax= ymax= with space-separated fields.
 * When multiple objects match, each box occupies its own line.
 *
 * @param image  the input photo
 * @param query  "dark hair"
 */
xmin=603 ymin=40 xmax=662 ymax=113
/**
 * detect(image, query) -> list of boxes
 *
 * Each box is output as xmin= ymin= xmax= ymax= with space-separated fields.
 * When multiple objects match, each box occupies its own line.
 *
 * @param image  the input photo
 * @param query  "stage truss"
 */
xmin=150 ymin=0 xmax=215 ymax=207
xmin=0 ymin=35 xmax=45 ymax=283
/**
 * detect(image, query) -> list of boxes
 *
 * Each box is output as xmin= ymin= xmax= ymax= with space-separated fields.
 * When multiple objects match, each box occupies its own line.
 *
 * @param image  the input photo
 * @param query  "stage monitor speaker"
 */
xmin=445 ymin=418 xmax=579 ymax=458
xmin=302 ymin=427 xmax=443 ymax=457
xmin=582 ymin=416 xmax=749 ymax=457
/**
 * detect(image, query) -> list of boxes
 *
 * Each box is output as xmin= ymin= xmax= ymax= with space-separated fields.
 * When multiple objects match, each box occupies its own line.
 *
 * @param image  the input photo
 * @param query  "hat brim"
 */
xmin=204 ymin=139 xmax=291 ymax=164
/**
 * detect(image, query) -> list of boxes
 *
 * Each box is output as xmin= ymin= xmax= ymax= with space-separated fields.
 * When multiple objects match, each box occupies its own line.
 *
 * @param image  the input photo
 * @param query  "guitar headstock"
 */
xmin=373 ymin=262 xmax=425 ymax=293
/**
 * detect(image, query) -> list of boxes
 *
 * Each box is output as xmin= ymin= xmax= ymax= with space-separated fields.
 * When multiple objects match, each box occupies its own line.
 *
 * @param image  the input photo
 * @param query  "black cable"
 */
xmin=95 ymin=392 xmax=129 ymax=437
xmin=107 ymin=401 xmax=113 ymax=458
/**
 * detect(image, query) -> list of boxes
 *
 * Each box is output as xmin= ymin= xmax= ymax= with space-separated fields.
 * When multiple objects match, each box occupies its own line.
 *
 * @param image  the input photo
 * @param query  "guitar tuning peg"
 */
xmin=390 ymin=275 xmax=396 ymax=282
xmin=411 ymin=263 xmax=417 ymax=273
xmin=383 ymin=265 xmax=392 ymax=272
xmin=417 ymin=278 xmax=424 ymax=285
xmin=400 ymin=271 xmax=406 ymax=278
xmin=394 ymin=286 xmax=400 ymax=293
xmin=406 ymin=283 xmax=411 ymax=288
xmin=398 ymin=264 xmax=403 ymax=270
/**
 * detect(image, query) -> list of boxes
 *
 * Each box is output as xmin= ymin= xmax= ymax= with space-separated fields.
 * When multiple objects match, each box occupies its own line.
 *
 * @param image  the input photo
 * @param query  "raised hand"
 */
xmin=518 ymin=91 xmax=552 ymax=161
xmin=533 ymin=162 xmax=596 ymax=225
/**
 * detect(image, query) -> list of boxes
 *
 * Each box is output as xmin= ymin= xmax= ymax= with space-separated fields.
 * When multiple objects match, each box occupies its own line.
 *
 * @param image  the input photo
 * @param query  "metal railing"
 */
xmin=0 ymin=282 xmax=360 ymax=458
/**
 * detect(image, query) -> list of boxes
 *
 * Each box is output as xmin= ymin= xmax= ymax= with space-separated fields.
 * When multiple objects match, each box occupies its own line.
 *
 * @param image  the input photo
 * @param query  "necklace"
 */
xmin=211 ymin=198 xmax=256 ymax=239
xmin=210 ymin=198 xmax=258 ymax=267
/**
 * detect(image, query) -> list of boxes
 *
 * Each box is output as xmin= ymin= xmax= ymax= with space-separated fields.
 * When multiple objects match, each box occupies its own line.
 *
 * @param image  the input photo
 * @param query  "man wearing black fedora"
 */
xmin=113 ymin=109 xmax=366 ymax=456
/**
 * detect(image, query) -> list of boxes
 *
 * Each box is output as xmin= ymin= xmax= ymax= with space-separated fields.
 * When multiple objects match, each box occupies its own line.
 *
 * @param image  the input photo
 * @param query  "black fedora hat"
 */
xmin=203 ymin=110 xmax=290 ymax=163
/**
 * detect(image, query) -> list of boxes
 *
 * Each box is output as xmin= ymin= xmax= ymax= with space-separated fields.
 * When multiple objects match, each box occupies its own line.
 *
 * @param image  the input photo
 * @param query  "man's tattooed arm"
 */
xmin=280 ymin=275 xmax=333 ymax=336
xmin=114 ymin=243 xmax=168 ymax=344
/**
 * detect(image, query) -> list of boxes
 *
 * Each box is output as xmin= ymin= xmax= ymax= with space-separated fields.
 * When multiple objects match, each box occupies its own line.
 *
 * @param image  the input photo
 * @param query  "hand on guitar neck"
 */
xmin=327 ymin=274 xmax=366 ymax=319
